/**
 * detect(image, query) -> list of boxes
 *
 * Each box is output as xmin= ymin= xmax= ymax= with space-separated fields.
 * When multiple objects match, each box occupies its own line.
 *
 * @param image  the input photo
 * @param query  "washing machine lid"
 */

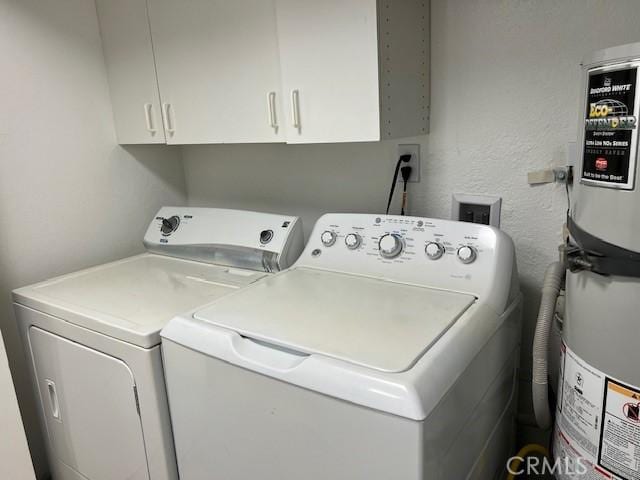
xmin=193 ymin=267 xmax=476 ymax=373
xmin=13 ymin=254 xmax=265 ymax=348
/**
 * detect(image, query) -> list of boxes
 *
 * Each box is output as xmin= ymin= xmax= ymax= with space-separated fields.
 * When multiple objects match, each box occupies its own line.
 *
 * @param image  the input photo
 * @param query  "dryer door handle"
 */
xmin=45 ymin=379 xmax=61 ymax=421
xmin=230 ymin=333 xmax=308 ymax=372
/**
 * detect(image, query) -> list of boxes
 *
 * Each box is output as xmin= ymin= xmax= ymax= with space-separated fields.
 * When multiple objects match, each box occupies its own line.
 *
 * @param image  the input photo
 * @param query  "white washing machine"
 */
xmin=161 ymin=213 xmax=522 ymax=480
xmin=13 ymin=207 xmax=303 ymax=480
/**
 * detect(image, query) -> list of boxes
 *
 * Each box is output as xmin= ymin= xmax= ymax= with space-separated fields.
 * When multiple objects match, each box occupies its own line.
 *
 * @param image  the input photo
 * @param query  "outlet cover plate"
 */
xmin=396 ymin=144 xmax=420 ymax=183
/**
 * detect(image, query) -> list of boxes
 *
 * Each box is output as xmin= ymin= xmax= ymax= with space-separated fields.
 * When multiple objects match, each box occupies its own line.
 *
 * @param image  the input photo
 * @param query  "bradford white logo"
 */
xmin=506 ymin=444 xmax=588 ymax=478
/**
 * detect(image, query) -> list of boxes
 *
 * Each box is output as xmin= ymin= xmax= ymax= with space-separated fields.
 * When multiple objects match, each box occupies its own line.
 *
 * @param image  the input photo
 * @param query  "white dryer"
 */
xmin=162 ymin=213 xmax=522 ymax=480
xmin=13 ymin=207 xmax=303 ymax=480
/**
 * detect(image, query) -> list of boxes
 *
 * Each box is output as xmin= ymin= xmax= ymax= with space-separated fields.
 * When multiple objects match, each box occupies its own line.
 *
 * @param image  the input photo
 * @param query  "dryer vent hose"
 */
xmin=532 ymin=261 xmax=565 ymax=430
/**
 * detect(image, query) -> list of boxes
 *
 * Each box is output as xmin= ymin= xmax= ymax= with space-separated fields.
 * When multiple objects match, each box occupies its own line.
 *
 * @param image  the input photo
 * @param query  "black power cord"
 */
xmin=386 ymin=154 xmax=412 ymax=214
xmin=400 ymin=165 xmax=412 ymax=215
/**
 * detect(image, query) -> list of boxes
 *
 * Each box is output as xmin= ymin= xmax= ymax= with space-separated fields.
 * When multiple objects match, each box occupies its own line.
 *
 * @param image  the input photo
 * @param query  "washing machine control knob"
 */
xmin=379 ymin=234 xmax=404 ymax=259
xmin=320 ymin=230 xmax=337 ymax=247
xmin=344 ymin=233 xmax=362 ymax=250
xmin=425 ymin=242 xmax=445 ymax=260
xmin=160 ymin=215 xmax=180 ymax=236
xmin=457 ymin=245 xmax=477 ymax=264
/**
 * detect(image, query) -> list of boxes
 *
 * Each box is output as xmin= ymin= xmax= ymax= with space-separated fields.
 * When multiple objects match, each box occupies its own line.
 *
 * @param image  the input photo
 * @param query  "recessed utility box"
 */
xmin=452 ymin=194 xmax=502 ymax=228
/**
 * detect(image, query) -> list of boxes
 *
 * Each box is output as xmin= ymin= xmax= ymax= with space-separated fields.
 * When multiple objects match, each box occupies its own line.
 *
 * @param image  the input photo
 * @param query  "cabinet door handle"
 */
xmin=267 ymin=91 xmax=278 ymax=130
xmin=162 ymin=103 xmax=175 ymax=135
xmin=143 ymin=103 xmax=157 ymax=134
xmin=290 ymin=89 xmax=300 ymax=130
xmin=45 ymin=379 xmax=61 ymax=421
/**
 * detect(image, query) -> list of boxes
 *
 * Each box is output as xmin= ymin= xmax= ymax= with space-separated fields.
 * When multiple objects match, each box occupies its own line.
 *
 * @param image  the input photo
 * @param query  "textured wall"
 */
xmin=183 ymin=0 xmax=640 ymax=436
xmin=0 ymin=0 xmax=186 ymax=476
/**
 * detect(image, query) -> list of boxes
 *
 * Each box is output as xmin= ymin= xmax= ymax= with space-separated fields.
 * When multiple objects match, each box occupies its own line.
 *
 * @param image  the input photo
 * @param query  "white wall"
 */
xmin=183 ymin=0 xmax=640 ymax=437
xmin=0 ymin=0 xmax=186 ymax=476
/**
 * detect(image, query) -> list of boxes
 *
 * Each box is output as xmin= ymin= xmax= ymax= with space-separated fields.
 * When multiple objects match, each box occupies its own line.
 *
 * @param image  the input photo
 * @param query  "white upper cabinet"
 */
xmin=95 ymin=0 xmax=165 ymax=144
xmin=96 ymin=0 xmax=429 ymax=144
xmin=147 ymin=0 xmax=284 ymax=144
xmin=276 ymin=0 xmax=429 ymax=143
xmin=276 ymin=0 xmax=381 ymax=143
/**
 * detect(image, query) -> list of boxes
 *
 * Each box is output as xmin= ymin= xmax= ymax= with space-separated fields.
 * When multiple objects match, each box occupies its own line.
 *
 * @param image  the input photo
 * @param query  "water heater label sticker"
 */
xmin=555 ymin=342 xmax=640 ymax=480
xmin=557 ymin=343 xmax=605 ymax=458
xmin=582 ymin=64 xmax=639 ymax=190
xmin=598 ymin=379 xmax=640 ymax=479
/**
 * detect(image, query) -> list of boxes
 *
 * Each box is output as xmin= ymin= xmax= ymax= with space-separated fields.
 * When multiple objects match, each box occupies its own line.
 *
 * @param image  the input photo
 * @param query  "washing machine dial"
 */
xmin=379 ymin=234 xmax=404 ymax=259
xmin=425 ymin=242 xmax=445 ymax=260
xmin=160 ymin=215 xmax=180 ymax=236
xmin=344 ymin=233 xmax=362 ymax=250
xmin=457 ymin=245 xmax=477 ymax=264
xmin=320 ymin=230 xmax=337 ymax=247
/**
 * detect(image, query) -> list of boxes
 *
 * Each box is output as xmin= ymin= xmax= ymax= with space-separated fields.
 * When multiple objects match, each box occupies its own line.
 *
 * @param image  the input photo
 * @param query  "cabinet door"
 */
xmin=95 ymin=0 xmax=165 ymax=144
xmin=29 ymin=327 xmax=149 ymax=480
xmin=276 ymin=0 xmax=381 ymax=143
xmin=148 ymin=0 xmax=284 ymax=144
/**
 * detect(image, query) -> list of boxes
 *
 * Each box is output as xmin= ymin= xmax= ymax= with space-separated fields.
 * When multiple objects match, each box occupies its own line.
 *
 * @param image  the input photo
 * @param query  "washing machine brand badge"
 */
xmin=582 ymin=65 xmax=639 ymax=190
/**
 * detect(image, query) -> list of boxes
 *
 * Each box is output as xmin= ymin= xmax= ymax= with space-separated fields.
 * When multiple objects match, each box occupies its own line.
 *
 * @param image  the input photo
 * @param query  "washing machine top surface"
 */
xmin=194 ymin=267 xmax=475 ymax=373
xmin=13 ymin=207 xmax=304 ymax=348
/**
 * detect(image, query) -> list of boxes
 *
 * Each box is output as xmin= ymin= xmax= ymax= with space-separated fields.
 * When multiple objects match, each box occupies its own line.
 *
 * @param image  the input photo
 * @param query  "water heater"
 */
xmin=546 ymin=43 xmax=640 ymax=480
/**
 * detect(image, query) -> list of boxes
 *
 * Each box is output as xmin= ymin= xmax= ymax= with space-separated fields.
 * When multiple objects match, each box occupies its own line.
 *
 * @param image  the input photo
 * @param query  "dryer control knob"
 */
xmin=344 ymin=233 xmax=362 ymax=250
xmin=259 ymin=229 xmax=274 ymax=244
xmin=160 ymin=215 xmax=180 ymax=236
xmin=320 ymin=230 xmax=337 ymax=247
xmin=379 ymin=234 xmax=404 ymax=259
xmin=457 ymin=245 xmax=477 ymax=264
xmin=425 ymin=242 xmax=445 ymax=260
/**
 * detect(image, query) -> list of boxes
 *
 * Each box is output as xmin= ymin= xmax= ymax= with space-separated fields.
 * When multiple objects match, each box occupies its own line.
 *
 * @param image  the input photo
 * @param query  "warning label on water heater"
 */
xmin=599 ymin=380 xmax=640 ymax=478
xmin=582 ymin=64 xmax=639 ymax=190
xmin=555 ymin=343 xmax=640 ymax=479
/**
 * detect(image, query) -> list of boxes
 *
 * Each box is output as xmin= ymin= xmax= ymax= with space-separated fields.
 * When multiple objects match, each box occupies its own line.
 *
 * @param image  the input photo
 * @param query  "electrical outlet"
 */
xmin=451 ymin=194 xmax=502 ymax=228
xmin=396 ymin=144 xmax=420 ymax=182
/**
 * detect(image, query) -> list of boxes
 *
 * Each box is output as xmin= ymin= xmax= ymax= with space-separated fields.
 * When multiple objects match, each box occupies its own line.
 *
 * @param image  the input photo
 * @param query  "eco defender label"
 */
xmin=582 ymin=65 xmax=639 ymax=190
xmin=555 ymin=342 xmax=640 ymax=479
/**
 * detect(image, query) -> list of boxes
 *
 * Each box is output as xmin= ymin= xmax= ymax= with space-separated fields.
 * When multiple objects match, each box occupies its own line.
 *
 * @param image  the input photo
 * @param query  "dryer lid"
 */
xmin=193 ymin=267 xmax=476 ymax=373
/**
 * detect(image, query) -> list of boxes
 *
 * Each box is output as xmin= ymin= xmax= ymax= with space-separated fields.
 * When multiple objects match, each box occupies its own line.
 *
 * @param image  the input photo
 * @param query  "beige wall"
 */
xmin=0 ymin=0 xmax=186 ymax=476
xmin=182 ymin=0 xmax=640 ymax=439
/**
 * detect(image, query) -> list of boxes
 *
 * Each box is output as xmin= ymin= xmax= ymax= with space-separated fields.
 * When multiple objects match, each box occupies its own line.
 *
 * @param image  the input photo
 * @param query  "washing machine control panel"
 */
xmin=300 ymin=213 xmax=515 ymax=307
